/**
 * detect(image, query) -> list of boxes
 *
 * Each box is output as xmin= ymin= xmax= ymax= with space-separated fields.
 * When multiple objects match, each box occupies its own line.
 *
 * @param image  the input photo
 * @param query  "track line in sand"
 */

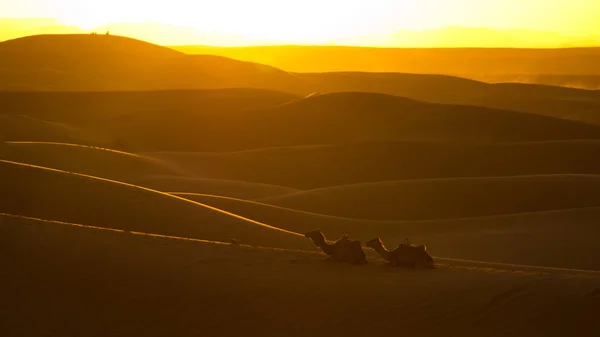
xmin=0 ymin=212 xmax=307 ymax=254
xmin=169 ymin=192 xmax=367 ymax=221
xmin=171 ymin=192 xmax=600 ymax=224
xmin=0 ymin=159 xmax=302 ymax=237
xmin=3 ymin=141 xmax=192 ymax=176
xmin=2 ymin=211 xmax=600 ymax=278
xmin=4 ymin=141 xmax=144 ymax=158
xmin=2 ymin=160 xmax=600 ymax=276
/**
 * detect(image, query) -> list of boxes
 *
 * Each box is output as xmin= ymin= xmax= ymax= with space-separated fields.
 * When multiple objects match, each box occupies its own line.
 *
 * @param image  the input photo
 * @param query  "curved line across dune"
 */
xmin=257 ymin=173 xmax=600 ymax=203
xmin=0 ymin=212 xmax=306 ymax=253
xmin=170 ymin=191 xmax=359 ymax=220
xmin=141 ymin=175 xmax=300 ymax=192
xmin=5 ymin=141 xmax=147 ymax=159
xmin=0 ymin=159 xmax=302 ymax=237
xmin=167 ymin=192 xmax=600 ymax=224
xmin=3 ymin=211 xmax=599 ymax=276
xmin=3 ymin=141 xmax=192 ymax=176
xmin=171 ymin=192 xmax=600 ymax=224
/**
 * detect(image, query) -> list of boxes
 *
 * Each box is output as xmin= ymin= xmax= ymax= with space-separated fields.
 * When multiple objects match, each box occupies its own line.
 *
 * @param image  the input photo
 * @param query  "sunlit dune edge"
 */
xmin=5 ymin=210 xmax=600 ymax=337
xmin=170 ymin=191 xmax=600 ymax=224
xmin=133 ymin=175 xmax=300 ymax=199
xmin=256 ymin=174 xmax=600 ymax=220
xmin=0 ymin=141 xmax=193 ymax=178
xmin=3 ymin=211 xmax=600 ymax=276
xmin=0 ymin=159 xmax=301 ymax=237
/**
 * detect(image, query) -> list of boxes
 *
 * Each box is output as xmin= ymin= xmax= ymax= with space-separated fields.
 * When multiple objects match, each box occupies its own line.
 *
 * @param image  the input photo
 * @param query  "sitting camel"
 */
xmin=365 ymin=237 xmax=434 ymax=268
xmin=304 ymin=230 xmax=367 ymax=265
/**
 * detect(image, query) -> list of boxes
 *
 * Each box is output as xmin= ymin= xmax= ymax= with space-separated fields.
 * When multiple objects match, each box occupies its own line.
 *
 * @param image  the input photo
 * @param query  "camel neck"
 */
xmin=311 ymin=237 xmax=333 ymax=255
xmin=373 ymin=244 xmax=393 ymax=262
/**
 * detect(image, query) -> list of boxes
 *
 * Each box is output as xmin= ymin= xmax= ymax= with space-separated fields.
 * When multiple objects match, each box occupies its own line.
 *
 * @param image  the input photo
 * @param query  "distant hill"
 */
xmin=3 ymin=91 xmax=600 ymax=152
xmin=299 ymin=73 xmax=600 ymax=125
xmin=2 ymin=35 xmax=600 ymax=126
xmin=0 ymin=35 xmax=307 ymax=92
xmin=174 ymin=45 xmax=600 ymax=89
xmin=3 ymin=19 xmax=598 ymax=48
xmin=0 ymin=89 xmax=299 ymax=150
xmin=179 ymin=92 xmax=600 ymax=151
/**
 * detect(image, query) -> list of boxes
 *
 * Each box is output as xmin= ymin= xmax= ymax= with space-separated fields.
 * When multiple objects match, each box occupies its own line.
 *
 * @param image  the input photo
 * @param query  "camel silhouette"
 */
xmin=304 ymin=230 xmax=367 ymax=265
xmin=366 ymin=238 xmax=434 ymax=268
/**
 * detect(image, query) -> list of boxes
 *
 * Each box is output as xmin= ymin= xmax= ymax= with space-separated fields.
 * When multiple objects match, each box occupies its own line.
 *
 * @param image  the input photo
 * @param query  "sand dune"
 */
xmin=0 ymin=113 xmax=94 ymax=143
xmin=0 ymin=89 xmax=299 ymax=151
xmin=3 ymin=215 xmax=600 ymax=337
xmin=147 ymin=140 xmax=600 ymax=189
xmin=470 ymin=95 xmax=600 ymax=126
xmin=223 ymin=92 xmax=600 ymax=145
xmin=259 ymin=174 xmax=600 ymax=221
xmin=3 ymin=156 xmax=598 ymax=269
xmin=173 ymin=192 xmax=600 ymax=270
xmin=299 ymin=73 xmax=600 ymax=125
xmin=0 ymin=141 xmax=186 ymax=180
xmin=0 ymin=89 xmax=298 ymax=124
xmin=185 ymin=44 xmax=600 ymax=91
xmin=173 ymin=45 xmax=600 ymax=79
xmin=127 ymin=92 xmax=600 ymax=152
xmin=299 ymin=72 xmax=600 ymax=102
xmin=3 ymin=35 xmax=600 ymax=128
xmin=0 ymin=160 xmax=309 ymax=249
xmin=134 ymin=176 xmax=299 ymax=199
xmin=9 ymin=90 xmax=598 ymax=153
xmin=0 ymin=35 xmax=308 ymax=92
xmin=5 ymin=34 xmax=600 ymax=337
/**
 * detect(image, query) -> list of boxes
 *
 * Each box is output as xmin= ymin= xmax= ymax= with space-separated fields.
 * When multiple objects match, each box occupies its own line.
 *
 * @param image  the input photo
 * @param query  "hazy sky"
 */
xmin=2 ymin=0 xmax=599 ymax=42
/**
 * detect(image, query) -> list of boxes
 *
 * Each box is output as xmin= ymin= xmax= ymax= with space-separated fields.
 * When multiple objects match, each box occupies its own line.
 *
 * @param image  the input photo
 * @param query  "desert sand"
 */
xmin=2 ymin=34 xmax=600 ymax=337
xmin=3 ymin=214 xmax=600 ymax=337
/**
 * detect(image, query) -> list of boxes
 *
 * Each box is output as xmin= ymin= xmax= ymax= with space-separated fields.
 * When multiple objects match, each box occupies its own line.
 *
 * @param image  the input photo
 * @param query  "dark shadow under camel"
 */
xmin=304 ymin=230 xmax=367 ymax=265
xmin=366 ymin=238 xmax=434 ymax=269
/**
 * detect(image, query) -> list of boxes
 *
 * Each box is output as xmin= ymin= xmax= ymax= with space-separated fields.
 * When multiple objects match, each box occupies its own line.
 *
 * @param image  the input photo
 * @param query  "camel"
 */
xmin=304 ymin=230 xmax=367 ymax=265
xmin=365 ymin=237 xmax=434 ymax=269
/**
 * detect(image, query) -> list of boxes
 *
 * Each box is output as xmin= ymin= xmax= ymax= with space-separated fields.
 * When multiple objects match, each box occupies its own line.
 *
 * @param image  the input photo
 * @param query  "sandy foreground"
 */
xmin=2 ymin=216 xmax=599 ymax=337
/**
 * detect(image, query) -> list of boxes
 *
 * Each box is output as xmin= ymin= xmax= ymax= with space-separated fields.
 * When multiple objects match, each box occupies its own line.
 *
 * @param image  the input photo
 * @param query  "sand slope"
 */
xmin=0 ymin=89 xmax=299 ymax=151
xmin=173 ymin=45 xmax=600 ymax=80
xmin=134 ymin=175 xmax=299 ymax=199
xmin=3 ymin=35 xmax=600 ymax=127
xmin=0 ymin=141 xmax=185 ymax=180
xmin=3 ymin=215 xmax=599 ymax=337
xmin=125 ymin=92 xmax=600 ymax=152
xmin=0 ymin=160 xmax=308 ymax=249
xmin=174 ymin=192 xmax=600 ymax=270
xmin=146 ymin=140 xmax=600 ymax=189
xmin=0 ymin=35 xmax=308 ymax=92
xmin=259 ymin=174 xmax=600 ymax=221
xmin=0 ymin=114 xmax=94 ymax=143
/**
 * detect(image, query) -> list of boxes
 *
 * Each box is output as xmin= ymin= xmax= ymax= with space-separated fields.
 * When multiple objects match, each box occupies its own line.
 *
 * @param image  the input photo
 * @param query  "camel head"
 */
xmin=304 ymin=229 xmax=325 ymax=242
xmin=365 ymin=238 xmax=383 ymax=250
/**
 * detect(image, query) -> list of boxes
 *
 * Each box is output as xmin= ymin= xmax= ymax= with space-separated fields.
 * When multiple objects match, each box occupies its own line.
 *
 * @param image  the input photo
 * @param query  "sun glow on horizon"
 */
xmin=2 ymin=0 xmax=600 ymax=46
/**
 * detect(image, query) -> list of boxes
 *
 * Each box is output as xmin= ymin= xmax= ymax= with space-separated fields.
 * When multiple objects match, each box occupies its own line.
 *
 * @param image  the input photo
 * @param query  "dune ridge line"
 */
xmin=170 ymin=192 xmax=600 ymax=223
xmin=3 ymin=211 xmax=600 ymax=276
xmin=0 ymin=159 xmax=302 ymax=237
xmin=4 ymin=141 xmax=148 ymax=158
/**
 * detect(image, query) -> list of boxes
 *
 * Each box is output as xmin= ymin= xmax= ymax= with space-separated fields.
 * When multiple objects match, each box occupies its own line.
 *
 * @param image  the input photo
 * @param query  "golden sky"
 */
xmin=2 ymin=0 xmax=600 ymax=45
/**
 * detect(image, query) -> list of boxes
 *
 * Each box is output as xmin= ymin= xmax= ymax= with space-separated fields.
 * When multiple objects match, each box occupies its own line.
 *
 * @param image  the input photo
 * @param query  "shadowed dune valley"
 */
xmin=3 ymin=6 xmax=600 ymax=336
